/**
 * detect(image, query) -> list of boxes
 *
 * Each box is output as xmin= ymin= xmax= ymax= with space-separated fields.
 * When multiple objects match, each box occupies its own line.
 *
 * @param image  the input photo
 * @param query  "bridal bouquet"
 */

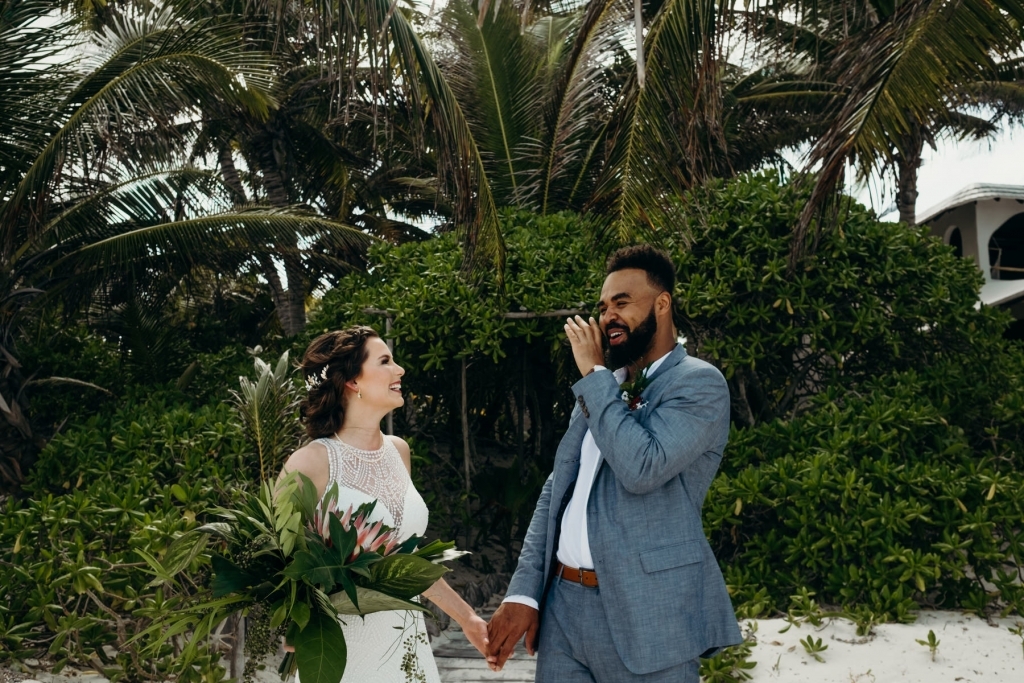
xmin=135 ymin=472 xmax=464 ymax=683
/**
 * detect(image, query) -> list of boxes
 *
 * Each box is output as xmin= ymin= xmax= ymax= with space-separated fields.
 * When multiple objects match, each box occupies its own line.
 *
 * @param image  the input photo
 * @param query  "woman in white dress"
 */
xmin=280 ymin=326 xmax=489 ymax=682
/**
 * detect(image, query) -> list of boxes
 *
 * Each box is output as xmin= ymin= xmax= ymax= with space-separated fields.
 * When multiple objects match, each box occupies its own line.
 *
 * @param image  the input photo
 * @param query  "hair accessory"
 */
xmin=305 ymin=365 xmax=329 ymax=391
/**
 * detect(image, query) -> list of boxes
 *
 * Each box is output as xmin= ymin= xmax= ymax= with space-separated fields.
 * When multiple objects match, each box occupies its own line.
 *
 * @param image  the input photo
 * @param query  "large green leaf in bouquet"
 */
xmin=136 ymin=473 xmax=465 ymax=683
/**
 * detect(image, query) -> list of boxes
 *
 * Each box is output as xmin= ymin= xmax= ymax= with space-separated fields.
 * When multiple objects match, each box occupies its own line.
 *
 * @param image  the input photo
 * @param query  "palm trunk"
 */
xmin=895 ymin=124 xmax=924 ymax=227
xmin=259 ymin=141 xmax=307 ymax=336
xmin=219 ymin=145 xmax=248 ymax=206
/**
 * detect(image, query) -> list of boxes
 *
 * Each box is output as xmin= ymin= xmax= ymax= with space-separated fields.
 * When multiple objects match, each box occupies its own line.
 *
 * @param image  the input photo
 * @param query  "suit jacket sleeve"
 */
xmin=505 ymin=472 xmax=553 ymax=603
xmin=572 ymin=364 xmax=729 ymax=495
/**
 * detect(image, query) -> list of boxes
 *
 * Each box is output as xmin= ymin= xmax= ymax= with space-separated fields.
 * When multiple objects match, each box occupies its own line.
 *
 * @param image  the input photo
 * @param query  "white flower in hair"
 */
xmin=305 ymin=365 xmax=329 ymax=391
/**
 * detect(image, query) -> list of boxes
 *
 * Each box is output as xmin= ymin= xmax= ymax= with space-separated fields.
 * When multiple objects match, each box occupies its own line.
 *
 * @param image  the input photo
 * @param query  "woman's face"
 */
xmin=352 ymin=337 xmax=405 ymax=410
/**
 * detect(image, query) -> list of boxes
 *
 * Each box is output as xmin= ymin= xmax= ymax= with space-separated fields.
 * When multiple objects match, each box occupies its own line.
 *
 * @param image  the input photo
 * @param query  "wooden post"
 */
xmin=461 ymin=357 xmax=471 ymax=496
xmin=385 ymin=315 xmax=394 ymax=436
xmin=229 ymin=614 xmax=245 ymax=680
xmin=461 ymin=357 xmax=472 ymax=546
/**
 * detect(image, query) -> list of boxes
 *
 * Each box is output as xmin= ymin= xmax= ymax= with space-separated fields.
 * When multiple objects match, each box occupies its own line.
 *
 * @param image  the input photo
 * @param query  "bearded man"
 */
xmin=486 ymin=245 xmax=741 ymax=682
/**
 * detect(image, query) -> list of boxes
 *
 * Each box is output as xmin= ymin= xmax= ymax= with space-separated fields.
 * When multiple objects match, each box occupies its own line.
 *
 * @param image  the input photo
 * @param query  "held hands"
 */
xmin=461 ymin=614 xmax=490 ymax=658
xmin=485 ymin=601 xmax=539 ymax=672
xmin=564 ymin=315 xmax=604 ymax=378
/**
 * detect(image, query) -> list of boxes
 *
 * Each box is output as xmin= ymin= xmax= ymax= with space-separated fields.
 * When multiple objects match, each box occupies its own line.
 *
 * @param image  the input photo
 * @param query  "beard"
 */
xmin=605 ymin=306 xmax=658 ymax=369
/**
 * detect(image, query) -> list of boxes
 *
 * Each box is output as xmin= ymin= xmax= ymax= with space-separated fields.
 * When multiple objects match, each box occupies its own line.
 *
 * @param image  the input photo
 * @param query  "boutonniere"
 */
xmin=620 ymin=363 xmax=653 ymax=411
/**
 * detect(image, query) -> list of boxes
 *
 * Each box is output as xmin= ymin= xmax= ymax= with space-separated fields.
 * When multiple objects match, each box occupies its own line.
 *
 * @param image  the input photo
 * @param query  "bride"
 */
xmin=279 ymin=326 xmax=489 ymax=682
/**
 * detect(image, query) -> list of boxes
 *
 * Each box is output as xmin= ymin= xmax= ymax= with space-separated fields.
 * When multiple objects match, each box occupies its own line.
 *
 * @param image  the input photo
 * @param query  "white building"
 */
xmin=917 ymin=184 xmax=1024 ymax=323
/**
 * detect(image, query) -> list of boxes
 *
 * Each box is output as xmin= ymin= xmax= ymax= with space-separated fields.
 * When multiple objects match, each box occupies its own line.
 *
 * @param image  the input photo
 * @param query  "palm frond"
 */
xmin=592 ymin=0 xmax=729 ymax=243
xmin=47 ymin=208 xmax=371 ymax=288
xmin=442 ymin=0 xmax=545 ymax=201
xmin=379 ymin=0 xmax=505 ymax=272
xmin=519 ymin=1 xmax=622 ymax=213
xmin=2 ymin=6 xmax=278 ymax=249
xmin=792 ymin=0 xmax=1024 ymax=263
xmin=0 ymin=1 xmax=77 ymax=199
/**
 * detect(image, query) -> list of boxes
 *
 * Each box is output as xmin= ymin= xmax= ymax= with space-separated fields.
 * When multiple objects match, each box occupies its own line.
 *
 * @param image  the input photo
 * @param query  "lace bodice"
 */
xmin=315 ymin=434 xmax=428 ymax=539
xmin=297 ymin=435 xmax=438 ymax=683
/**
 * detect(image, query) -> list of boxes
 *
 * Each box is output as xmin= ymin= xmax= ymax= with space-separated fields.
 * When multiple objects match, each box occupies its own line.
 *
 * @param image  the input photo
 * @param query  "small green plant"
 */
xmin=800 ymin=635 xmax=828 ymax=662
xmin=1008 ymin=622 xmax=1024 ymax=658
xmin=915 ymin=629 xmax=940 ymax=661
xmin=699 ymin=637 xmax=757 ymax=682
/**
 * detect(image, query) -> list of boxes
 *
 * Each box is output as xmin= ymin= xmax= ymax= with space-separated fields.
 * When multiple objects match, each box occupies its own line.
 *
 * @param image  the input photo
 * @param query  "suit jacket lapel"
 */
xmin=591 ymin=344 xmax=687 ymax=475
xmin=646 ymin=343 xmax=687 ymax=384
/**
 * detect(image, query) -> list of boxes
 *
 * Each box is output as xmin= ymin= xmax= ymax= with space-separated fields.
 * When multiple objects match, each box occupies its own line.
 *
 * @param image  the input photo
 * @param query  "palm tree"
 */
xmin=438 ymin=0 xmax=618 ymax=212
xmin=440 ymin=0 xmax=834 ymax=239
xmin=0 ymin=2 xmax=368 ymax=488
xmin=774 ymin=0 xmax=1024 ymax=252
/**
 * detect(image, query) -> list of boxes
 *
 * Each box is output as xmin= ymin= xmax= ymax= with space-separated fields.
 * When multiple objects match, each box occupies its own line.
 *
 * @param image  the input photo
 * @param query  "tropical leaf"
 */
xmin=2 ymin=5 xmax=277 ymax=242
xmin=293 ymin=607 xmax=348 ymax=683
xmin=328 ymin=586 xmax=431 ymax=615
xmin=375 ymin=0 xmax=506 ymax=272
xmin=366 ymin=553 xmax=449 ymax=600
xmin=592 ymin=0 xmax=731 ymax=242
xmin=230 ymin=350 xmax=303 ymax=482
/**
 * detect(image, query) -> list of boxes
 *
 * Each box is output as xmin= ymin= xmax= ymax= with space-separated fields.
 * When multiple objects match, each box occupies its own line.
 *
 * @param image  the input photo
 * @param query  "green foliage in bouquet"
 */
xmin=137 ymin=472 xmax=464 ymax=683
xmin=229 ymin=351 xmax=303 ymax=483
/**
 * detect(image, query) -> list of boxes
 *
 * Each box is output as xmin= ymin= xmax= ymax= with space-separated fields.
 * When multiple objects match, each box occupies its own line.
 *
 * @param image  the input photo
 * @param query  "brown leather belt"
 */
xmin=555 ymin=562 xmax=599 ymax=588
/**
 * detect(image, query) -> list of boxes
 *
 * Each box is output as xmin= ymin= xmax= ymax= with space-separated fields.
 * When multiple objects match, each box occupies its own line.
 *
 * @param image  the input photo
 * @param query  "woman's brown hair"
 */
xmin=299 ymin=326 xmax=380 ymax=439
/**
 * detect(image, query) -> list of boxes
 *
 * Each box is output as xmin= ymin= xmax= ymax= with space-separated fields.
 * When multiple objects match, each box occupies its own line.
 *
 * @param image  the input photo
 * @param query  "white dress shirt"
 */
xmin=504 ymin=351 xmax=671 ymax=610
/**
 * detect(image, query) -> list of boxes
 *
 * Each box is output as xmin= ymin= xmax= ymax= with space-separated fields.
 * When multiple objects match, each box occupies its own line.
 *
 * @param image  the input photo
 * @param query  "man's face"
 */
xmin=597 ymin=269 xmax=661 ymax=369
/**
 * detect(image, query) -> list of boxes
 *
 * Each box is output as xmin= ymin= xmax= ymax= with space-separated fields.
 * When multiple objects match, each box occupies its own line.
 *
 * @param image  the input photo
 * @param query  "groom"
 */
xmin=486 ymin=245 xmax=741 ymax=682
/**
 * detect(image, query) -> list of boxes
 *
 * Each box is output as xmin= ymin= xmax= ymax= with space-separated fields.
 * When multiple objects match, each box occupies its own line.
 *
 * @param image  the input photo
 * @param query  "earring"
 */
xmin=357 ymin=390 xmax=362 ymax=399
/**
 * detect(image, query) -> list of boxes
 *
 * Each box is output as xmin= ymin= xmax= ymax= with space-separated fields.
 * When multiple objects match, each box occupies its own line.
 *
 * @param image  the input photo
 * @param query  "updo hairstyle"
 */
xmin=299 ymin=326 xmax=380 ymax=439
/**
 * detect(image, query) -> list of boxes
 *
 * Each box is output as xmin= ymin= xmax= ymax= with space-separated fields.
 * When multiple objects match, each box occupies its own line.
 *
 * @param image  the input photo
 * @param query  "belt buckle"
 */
xmin=577 ymin=567 xmax=584 ymax=584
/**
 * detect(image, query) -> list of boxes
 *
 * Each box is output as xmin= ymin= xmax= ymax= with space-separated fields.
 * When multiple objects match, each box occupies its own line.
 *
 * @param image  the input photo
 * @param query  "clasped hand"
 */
xmin=485 ymin=601 xmax=540 ymax=671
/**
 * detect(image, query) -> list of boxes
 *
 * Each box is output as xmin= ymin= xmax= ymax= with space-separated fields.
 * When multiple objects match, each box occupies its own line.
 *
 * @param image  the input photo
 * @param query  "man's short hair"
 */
xmin=606 ymin=244 xmax=676 ymax=294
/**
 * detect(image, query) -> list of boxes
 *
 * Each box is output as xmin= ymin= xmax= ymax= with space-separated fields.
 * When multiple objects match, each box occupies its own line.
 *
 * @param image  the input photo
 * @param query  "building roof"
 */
xmin=981 ymin=279 xmax=1024 ymax=307
xmin=917 ymin=183 xmax=1024 ymax=225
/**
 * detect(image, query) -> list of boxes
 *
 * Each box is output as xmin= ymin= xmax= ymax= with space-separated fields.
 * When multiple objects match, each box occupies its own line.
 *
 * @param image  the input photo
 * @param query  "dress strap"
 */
xmin=315 ymin=437 xmax=341 ymax=489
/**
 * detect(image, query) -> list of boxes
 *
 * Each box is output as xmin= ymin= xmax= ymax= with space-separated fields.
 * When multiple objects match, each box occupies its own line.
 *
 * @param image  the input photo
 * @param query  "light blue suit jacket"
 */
xmin=506 ymin=343 xmax=742 ymax=674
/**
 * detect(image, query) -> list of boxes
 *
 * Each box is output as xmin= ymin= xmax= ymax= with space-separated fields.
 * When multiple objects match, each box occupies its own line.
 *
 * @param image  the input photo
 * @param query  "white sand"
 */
xmin=744 ymin=612 xmax=1023 ymax=682
xmin=2 ymin=611 xmax=1020 ymax=683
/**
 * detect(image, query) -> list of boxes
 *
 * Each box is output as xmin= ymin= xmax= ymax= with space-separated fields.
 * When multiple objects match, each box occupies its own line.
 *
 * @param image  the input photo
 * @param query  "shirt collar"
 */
xmin=612 ymin=348 xmax=673 ymax=383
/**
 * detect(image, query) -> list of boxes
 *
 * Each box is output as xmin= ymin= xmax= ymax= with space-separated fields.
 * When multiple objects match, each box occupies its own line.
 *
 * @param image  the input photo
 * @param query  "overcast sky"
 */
xmin=845 ymin=124 xmax=1024 ymax=222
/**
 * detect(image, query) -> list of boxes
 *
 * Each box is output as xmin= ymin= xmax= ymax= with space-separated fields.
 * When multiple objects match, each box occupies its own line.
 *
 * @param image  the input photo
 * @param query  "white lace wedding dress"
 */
xmin=301 ymin=435 xmax=441 ymax=683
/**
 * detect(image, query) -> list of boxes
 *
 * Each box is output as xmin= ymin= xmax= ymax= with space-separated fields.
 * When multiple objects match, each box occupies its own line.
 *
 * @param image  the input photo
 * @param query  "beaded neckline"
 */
xmin=331 ymin=433 xmax=388 ymax=460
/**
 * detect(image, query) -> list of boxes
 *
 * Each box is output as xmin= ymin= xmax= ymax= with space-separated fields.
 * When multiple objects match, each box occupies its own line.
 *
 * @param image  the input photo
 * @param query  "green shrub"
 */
xmin=679 ymin=173 xmax=1024 ymax=619
xmin=311 ymin=211 xmax=605 ymax=553
xmin=671 ymin=171 xmax=1008 ymax=428
xmin=0 ymin=396 xmax=250 ymax=679
xmin=707 ymin=369 xmax=1024 ymax=620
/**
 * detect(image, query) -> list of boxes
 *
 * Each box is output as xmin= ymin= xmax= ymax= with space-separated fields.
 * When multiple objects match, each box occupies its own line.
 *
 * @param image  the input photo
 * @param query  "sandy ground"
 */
xmin=2 ymin=611 xmax=1021 ymax=683
xmin=743 ymin=611 xmax=1024 ymax=682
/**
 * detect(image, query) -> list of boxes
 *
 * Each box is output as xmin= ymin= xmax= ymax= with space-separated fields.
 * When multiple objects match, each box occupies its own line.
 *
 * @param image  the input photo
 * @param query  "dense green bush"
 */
xmin=313 ymin=173 xmax=1024 ymax=618
xmin=671 ymin=171 xmax=1005 ymax=427
xmin=4 ymin=172 xmax=1023 ymax=680
xmin=708 ymin=369 xmax=1024 ymax=622
xmin=0 ymin=396 xmax=249 ymax=679
xmin=311 ymin=211 xmax=605 ymax=556
xmin=675 ymin=173 xmax=1024 ymax=620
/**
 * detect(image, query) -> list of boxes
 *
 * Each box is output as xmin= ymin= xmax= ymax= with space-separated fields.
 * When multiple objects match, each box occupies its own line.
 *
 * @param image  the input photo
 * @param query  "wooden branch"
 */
xmin=362 ymin=307 xmax=587 ymax=319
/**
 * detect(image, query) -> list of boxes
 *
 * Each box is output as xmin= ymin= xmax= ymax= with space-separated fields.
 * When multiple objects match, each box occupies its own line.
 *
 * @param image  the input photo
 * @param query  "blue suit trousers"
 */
xmin=536 ymin=578 xmax=700 ymax=683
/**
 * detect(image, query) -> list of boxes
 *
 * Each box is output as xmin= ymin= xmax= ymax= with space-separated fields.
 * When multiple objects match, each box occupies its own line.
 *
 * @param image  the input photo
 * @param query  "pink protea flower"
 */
xmin=357 ymin=520 xmax=384 ymax=551
xmin=307 ymin=498 xmax=400 ymax=561
xmin=369 ymin=529 xmax=396 ymax=553
xmin=382 ymin=535 xmax=400 ymax=556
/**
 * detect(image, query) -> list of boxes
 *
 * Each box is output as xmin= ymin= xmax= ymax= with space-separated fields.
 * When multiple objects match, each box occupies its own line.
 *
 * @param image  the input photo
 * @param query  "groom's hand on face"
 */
xmin=486 ymin=602 xmax=539 ymax=671
xmin=565 ymin=315 xmax=604 ymax=377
